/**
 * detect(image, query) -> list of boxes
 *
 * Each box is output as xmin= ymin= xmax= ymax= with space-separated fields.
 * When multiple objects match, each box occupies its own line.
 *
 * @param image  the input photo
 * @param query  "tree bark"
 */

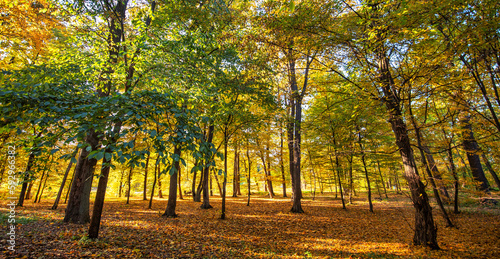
xmin=52 ymin=148 xmax=79 ymax=210
xmin=200 ymin=124 xmax=214 ymax=209
xmin=64 ymin=129 xmax=99 ymax=224
xmin=459 ymin=113 xmax=490 ymax=192
xmin=163 ymin=145 xmax=181 ymax=217
xmin=378 ymin=52 xmax=439 ymax=248
xmin=143 ymin=150 xmax=150 ymax=201
xmin=481 ymin=153 xmax=500 ymax=189
xmin=149 ymin=155 xmax=159 ymax=209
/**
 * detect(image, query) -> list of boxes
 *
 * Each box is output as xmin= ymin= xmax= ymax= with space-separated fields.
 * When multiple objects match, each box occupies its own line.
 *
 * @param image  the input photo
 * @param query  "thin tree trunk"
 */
xmin=34 ymin=167 xmax=47 ymax=203
xmin=192 ymin=161 xmax=198 ymax=201
xmin=52 ymin=148 xmax=79 ymax=210
xmin=221 ymin=127 xmax=229 ymax=220
xmin=246 ymin=140 xmax=252 ymax=206
xmin=178 ymin=158 xmax=183 ymax=200
xmin=200 ymin=124 xmax=214 ymax=209
xmin=280 ymin=127 xmax=287 ymax=197
xmin=376 ymin=160 xmax=388 ymax=199
xmin=331 ymin=132 xmax=346 ymax=210
xmin=149 ymin=155 xmax=159 ymax=209
xmin=126 ymin=165 xmax=133 ymax=204
xmin=481 ymin=153 xmax=500 ymax=189
xmin=18 ymin=150 xmax=36 ymax=207
xmin=143 ymin=150 xmax=150 ymax=201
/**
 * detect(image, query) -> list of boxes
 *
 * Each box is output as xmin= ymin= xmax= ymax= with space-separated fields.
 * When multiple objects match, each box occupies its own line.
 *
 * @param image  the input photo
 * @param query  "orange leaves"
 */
xmin=1 ymin=195 xmax=499 ymax=258
xmin=0 ymin=0 xmax=61 ymax=68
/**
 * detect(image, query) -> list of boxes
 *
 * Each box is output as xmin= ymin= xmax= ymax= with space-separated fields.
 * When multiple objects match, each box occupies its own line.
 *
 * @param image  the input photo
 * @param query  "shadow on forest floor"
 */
xmin=1 ymin=192 xmax=499 ymax=258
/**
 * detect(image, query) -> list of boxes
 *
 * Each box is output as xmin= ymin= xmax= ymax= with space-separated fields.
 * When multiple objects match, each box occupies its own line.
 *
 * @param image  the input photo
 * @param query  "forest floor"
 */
xmin=1 ymin=192 xmax=499 ymax=258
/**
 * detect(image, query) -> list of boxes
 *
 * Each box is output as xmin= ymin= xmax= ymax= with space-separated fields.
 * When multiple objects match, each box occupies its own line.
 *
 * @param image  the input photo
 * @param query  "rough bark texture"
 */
xmin=459 ymin=114 xmax=490 ymax=192
xmin=378 ymin=53 xmax=439 ymax=248
xmin=64 ymin=130 xmax=99 ymax=224
xmin=200 ymin=124 xmax=214 ymax=209
xmin=163 ymin=145 xmax=181 ymax=218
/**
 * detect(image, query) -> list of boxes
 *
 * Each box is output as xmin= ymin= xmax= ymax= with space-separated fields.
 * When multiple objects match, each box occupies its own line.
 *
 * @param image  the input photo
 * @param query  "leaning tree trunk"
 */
xmin=481 ymin=153 xmax=500 ymax=189
xmin=163 ymin=145 xmax=182 ymax=217
xmin=149 ymin=155 xmax=159 ymax=209
xmin=18 ymin=151 xmax=36 ymax=207
xmin=459 ymin=113 xmax=490 ymax=192
xmin=378 ymin=53 xmax=439 ymax=249
xmin=64 ymin=129 xmax=99 ymax=224
xmin=52 ymin=148 xmax=79 ymax=210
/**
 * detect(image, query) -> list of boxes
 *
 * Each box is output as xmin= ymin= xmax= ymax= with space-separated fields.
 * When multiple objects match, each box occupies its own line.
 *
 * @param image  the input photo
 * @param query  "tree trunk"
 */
xmin=192 ymin=161 xmax=198 ymax=201
xmin=232 ymin=145 xmax=238 ymax=197
xmin=37 ymin=168 xmax=51 ymax=203
xmin=378 ymin=52 xmax=439 ymax=248
xmin=200 ymin=124 xmax=214 ymax=209
xmin=163 ymin=145 xmax=181 ymax=217
xmin=423 ymin=146 xmax=450 ymax=200
xmin=178 ymin=158 xmax=183 ymax=200
xmin=118 ymin=170 xmax=124 ymax=198
xmin=88 ymin=147 xmax=113 ymax=239
xmin=459 ymin=113 xmax=490 ymax=192
xmin=481 ymin=153 xmax=500 ymax=189
xmin=52 ymin=148 xmax=79 ymax=210
xmin=149 ymin=155 xmax=159 ymax=209
xmin=143 ymin=150 xmax=150 ymax=201
xmin=280 ymin=127 xmax=287 ymax=197
xmin=376 ymin=160 xmax=388 ymax=199
xmin=221 ymin=128 xmax=229 ymax=219
xmin=126 ymin=165 xmax=133 ymax=204
xmin=18 ymin=150 xmax=36 ymax=207
xmin=158 ymin=174 xmax=164 ymax=198
xmin=360 ymin=153 xmax=373 ymax=212
xmin=64 ymin=129 xmax=99 ymax=224
xmin=246 ymin=140 xmax=252 ymax=206
xmin=34 ymin=166 xmax=47 ymax=203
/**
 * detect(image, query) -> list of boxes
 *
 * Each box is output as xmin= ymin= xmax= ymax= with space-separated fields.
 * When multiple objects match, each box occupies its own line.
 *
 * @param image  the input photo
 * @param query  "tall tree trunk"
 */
xmin=331 ymin=132 xmax=346 ymax=210
xmin=18 ymin=151 xmax=36 ymax=207
xmin=143 ymin=150 xmax=150 ymax=201
xmin=221 ymin=127 xmax=229 ymax=220
xmin=232 ymin=145 xmax=239 ymax=197
xmin=149 ymin=155 xmax=159 ymax=209
xmin=52 ymin=148 xmax=79 ymax=210
xmin=360 ymin=153 xmax=373 ymax=212
xmin=64 ymin=129 xmax=99 ymax=224
xmin=246 ymin=140 xmax=252 ymax=206
xmin=163 ymin=145 xmax=181 ymax=217
xmin=280 ymin=127 xmax=287 ymax=197
xmin=200 ymin=124 xmax=214 ymax=209
xmin=377 ymin=51 xmax=439 ymax=248
xmin=459 ymin=113 xmax=490 ymax=192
